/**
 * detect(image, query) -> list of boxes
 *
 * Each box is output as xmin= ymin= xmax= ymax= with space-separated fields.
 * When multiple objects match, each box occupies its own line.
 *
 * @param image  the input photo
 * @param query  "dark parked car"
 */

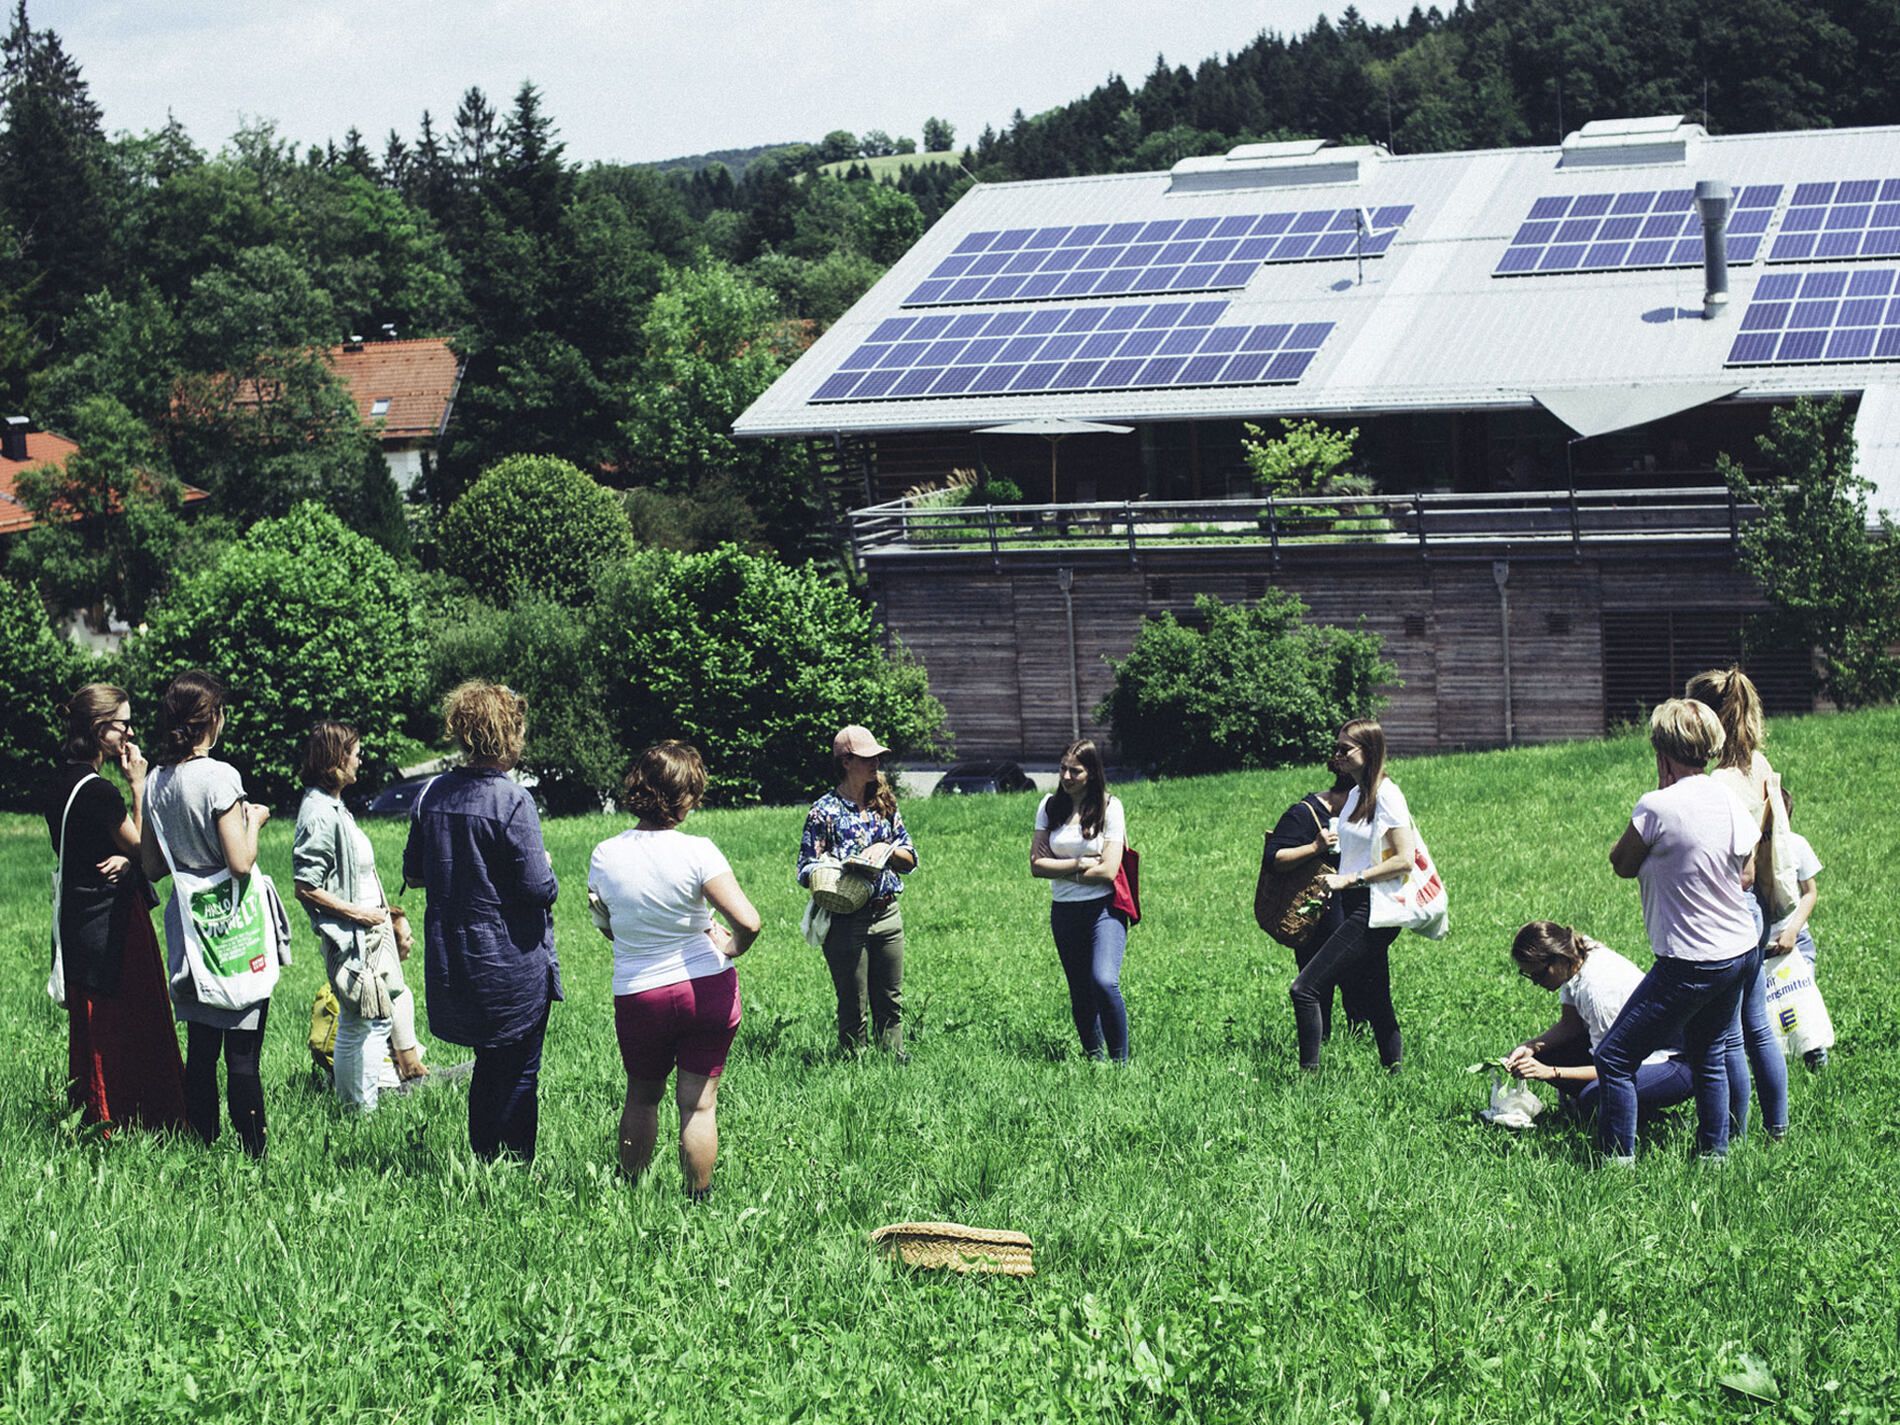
xmin=932 ymin=760 xmax=1037 ymax=796
xmin=361 ymin=775 xmax=436 ymax=818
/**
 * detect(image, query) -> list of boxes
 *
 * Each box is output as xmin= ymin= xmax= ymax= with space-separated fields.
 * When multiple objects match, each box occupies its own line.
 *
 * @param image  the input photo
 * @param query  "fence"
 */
xmin=847 ymin=486 xmax=1760 ymax=565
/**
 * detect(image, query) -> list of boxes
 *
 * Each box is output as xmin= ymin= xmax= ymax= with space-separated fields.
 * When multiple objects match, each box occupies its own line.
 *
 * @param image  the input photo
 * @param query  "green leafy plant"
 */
xmin=1719 ymin=396 xmax=1900 ymax=707
xmin=439 ymin=453 xmax=636 ymax=607
xmin=0 ymin=576 xmax=95 ymax=810
xmin=1097 ymin=588 xmax=1395 ymax=776
xmin=1243 ymin=418 xmax=1384 ymax=539
xmin=126 ymin=503 xmax=421 ymax=805
xmin=597 ymin=544 xmax=949 ymax=804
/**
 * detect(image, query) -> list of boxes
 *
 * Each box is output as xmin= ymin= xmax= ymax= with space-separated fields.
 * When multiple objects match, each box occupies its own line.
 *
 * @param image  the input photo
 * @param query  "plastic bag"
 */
xmin=1478 ymin=1068 xmax=1543 ymax=1129
xmin=1765 ymin=951 xmax=1835 ymax=1058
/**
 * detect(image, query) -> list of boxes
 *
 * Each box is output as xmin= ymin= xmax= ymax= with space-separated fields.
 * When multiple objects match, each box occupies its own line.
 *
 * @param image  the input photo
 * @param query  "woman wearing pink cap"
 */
xmin=796 ymin=725 xmax=918 ymax=1057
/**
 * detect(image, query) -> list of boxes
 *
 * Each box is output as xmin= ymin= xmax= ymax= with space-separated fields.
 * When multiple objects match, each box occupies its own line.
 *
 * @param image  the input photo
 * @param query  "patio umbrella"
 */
xmin=973 ymin=418 xmax=1135 ymax=503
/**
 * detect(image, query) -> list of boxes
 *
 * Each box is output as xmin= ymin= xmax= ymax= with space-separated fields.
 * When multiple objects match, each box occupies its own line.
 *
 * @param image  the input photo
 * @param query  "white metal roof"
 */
xmin=733 ymin=123 xmax=1900 ymax=451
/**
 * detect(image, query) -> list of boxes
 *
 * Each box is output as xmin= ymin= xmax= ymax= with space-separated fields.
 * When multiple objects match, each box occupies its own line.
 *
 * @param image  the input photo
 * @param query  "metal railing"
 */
xmin=847 ymin=486 xmax=1759 ymax=564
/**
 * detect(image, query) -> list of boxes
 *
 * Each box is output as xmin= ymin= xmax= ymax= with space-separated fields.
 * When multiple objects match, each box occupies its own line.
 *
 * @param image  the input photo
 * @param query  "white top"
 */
xmin=1630 ymin=775 xmax=1758 ymax=961
xmin=1035 ymin=794 xmax=1126 ymax=903
xmin=347 ymin=818 xmax=384 ymax=907
xmin=1337 ymin=778 xmax=1410 ymax=880
xmin=1765 ymin=831 xmax=1822 ymax=941
xmin=588 ymin=828 xmax=734 ymax=995
xmin=1560 ymin=940 xmax=1671 ymax=1066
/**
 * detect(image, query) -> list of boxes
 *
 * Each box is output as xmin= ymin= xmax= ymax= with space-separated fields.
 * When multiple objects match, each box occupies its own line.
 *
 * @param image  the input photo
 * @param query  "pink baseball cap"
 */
xmin=832 ymin=724 xmax=891 ymax=759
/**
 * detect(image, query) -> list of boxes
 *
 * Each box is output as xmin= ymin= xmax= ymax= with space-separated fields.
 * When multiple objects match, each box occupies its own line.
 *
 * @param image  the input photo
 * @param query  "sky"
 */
xmin=39 ymin=0 xmax=1421 ymax=166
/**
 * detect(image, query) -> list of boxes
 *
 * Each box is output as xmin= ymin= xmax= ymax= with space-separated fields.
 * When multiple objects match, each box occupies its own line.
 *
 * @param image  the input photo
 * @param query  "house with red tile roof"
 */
xmin=0 ymin=418 xmax=207 ymax=539
xmin=329 ymin=336 xmax=465 ymax=491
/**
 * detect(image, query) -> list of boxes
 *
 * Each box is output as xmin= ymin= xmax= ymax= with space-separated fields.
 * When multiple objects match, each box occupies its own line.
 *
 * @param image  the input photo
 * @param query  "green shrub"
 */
xmin=598 ymin=545 xmax=949 ymax=805
xmin=978 ymin=475 xmax=1024 ymax=505
xmin=0 ymin=578 xmax=93 ymax=810
xmin=426 ymin=593 xmax=621 ymax=815
xmin=439 ymin=454 xmax=635 ymax=607
xmin=1097 ymin=589 xmax=1396 ymax=776
xmin=126 ymin=503 xmax=422 ymax=806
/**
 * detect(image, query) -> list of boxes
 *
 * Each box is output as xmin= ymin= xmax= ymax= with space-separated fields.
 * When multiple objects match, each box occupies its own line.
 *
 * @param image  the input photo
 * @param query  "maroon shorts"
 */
xmin=614 ymin=968 xmax=741 ymax=1081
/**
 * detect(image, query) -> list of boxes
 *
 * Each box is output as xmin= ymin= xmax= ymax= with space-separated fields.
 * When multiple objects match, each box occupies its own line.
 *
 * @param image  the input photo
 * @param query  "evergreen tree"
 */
xmin=0 ymin=1 xmax=114 ymax=349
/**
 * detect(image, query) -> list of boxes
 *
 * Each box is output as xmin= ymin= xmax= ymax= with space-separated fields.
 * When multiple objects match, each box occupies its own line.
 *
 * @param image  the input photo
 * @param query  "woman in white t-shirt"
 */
xmin=1029 ymin=739 xmax=1129 ymax=1061
xmin=1603 ymin=699 xmax=1758 ymax=1160
xmin=1292 ymin=718 xmax=1412 ymax=1072
xmin=1503 ymin=921 xmax=1691 ymax=1127
xmin=588 ymin=741 xmax=761 ymax=1198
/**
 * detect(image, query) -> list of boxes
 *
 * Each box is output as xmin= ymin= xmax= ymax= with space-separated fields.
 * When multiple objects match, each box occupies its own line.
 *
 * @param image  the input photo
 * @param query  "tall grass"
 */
xmin=3 ymin=712 xmax=1897 ymax=1420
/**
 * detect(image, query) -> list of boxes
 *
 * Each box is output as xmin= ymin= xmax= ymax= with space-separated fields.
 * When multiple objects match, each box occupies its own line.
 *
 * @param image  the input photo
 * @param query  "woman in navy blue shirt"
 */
xmin=404 ymin=681 xmax=561 ymax=1162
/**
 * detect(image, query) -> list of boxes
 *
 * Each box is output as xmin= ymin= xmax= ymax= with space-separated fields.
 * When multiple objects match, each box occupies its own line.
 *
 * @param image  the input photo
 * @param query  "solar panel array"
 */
xmin=900 ymin=207 xmax=1413 ymax=307
xmin=1495 ymin=185 xmax=1781 ymax=275
xmin=1725 ymin=269 xmax=1900 ymax=366
xmin=809 ymin=301 xmax=1335 ymax=403
xmin=1767 ymin=179 xmax=1900 ymax=263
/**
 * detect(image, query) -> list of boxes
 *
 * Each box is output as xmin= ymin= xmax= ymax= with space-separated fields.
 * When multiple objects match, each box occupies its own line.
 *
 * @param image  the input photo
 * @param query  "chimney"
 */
xmin=1 ymin=415 xmax=28 ymax=462
xmin=1696 ymin=179 xmax=1732 ymax=320
xmin=344 ymin=334 xmax=365 ymax=352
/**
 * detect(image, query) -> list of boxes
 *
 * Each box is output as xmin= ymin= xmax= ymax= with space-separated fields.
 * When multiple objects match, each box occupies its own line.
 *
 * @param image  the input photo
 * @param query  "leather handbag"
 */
xmin=1255 ymin=801 xmax=1334 ymax=952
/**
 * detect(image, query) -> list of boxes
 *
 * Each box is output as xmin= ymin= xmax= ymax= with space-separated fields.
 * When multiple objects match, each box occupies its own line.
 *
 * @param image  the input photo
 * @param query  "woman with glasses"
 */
xmin=1502 ymin=921 xmax=1691 ymax=1128
xmin=796 ymin=725 xmax=917 ymax=1057
xmin=1290 ymin=719 xmax=1412 ymax=1073
xmin=1028 ymin=738 xmax=1130 ymax=1062
xmin=43 ymin=684 xmax=186 ymax=1134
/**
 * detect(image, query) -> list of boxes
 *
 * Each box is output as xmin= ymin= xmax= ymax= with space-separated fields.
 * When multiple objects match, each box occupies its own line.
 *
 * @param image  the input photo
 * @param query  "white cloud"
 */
xmin=39 ymin=0 xmax=1419 ymax=163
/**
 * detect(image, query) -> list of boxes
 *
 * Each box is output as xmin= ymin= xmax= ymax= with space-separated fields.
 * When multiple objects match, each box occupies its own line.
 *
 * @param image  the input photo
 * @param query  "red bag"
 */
xmin=1110 ymin=845 xmax=1141 ymax=925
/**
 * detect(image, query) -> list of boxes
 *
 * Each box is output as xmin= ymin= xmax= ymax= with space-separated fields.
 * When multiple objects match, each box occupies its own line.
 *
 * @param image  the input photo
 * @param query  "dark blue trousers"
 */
xmin=468 ymin=1008 xmax=549 ymax=1162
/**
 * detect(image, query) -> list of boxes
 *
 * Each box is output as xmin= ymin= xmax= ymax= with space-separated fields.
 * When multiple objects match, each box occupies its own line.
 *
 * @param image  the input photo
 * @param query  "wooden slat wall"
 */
xmin=870 ymin=550 xmax=1809 ymax=759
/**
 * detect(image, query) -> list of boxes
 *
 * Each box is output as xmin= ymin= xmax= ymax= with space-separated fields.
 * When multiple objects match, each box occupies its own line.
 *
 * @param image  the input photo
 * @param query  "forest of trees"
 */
xmin=1 ymin=0 xmax=1895 ymax=609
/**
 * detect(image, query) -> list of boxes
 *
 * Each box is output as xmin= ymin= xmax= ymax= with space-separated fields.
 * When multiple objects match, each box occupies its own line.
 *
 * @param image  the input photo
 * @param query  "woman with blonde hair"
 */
xmin=589 ymin=741 xmax=761 ymax=1197
xmin=1684 ymin=665 xmax=1788 ymax=1141
xmin=43 ymin=683 xmax=186 ymax=1133
xmin=1602 ymin=698 xmax=1757 ymax=1159
xmin=403 ymin=681 xmax=561 ymax=1161
xmin=1291 ymin=718 xmax=1413 ymax=1073
xmin=796 ymin=724 xmax=917 ymax=1057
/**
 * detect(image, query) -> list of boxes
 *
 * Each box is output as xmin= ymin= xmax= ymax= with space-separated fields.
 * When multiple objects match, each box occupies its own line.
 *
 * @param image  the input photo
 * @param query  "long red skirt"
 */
xmin=66 ymin=905 xmax=187 ymax=1134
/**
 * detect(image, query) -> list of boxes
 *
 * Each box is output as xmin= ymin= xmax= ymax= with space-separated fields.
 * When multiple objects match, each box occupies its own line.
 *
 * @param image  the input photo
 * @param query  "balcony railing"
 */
xmin=847 ymin=486 xmax=1761 ymax=564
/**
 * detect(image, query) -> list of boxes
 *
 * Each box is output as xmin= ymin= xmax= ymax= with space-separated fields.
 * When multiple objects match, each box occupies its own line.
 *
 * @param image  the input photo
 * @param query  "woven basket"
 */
xmin=870 ymin=1222 xmax=1035 ymax=1277
xmin=809 ymin=860 xmax=873 ymax=914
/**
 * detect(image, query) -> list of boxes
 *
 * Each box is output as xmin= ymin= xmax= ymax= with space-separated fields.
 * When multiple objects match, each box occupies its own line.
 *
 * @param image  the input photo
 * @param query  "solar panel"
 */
xmin=810 ymin=301 xmax=1335 ymax=402
xmin=902 ymin=206 xmax=1413 ymax=307
xmin=1495 ymin=185 xmax=1780 ymax=276
xmin=1724 ymin=268 xmax=1900 ymax=366
xmin=1767 ymin=178 xmax=1900 ymax=263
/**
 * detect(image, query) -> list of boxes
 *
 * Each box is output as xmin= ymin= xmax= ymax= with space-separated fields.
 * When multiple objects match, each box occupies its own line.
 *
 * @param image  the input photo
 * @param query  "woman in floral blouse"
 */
xmin=796 ymin=725 xmax=918 ymax=1057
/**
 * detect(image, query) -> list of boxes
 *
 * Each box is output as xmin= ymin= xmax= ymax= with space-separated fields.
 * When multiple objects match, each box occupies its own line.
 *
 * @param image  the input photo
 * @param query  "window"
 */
xmin=370 ymin=399 xmax=390 ymax=417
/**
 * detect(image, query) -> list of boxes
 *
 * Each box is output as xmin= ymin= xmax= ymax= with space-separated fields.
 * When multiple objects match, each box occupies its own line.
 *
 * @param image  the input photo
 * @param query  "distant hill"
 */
xmin=646 ymin=142 xmax=810 ymax=178
xmin=817 ymin=151 xmax=963 ymax=180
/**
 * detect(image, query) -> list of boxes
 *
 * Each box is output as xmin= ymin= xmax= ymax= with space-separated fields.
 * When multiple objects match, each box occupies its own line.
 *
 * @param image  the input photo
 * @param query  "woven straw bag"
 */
xmin=870 ymin=1222 xmax=1034 ymax=1277
xmin=808 ymin=857 xmax=873 ymax=914
xmin=1254 ymin=802 xmax=1335 ymax=952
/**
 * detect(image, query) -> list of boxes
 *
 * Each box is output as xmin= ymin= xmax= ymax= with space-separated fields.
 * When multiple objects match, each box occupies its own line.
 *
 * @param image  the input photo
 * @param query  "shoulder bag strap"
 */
xmin=52 ymin=771 xmax=102 ymax=931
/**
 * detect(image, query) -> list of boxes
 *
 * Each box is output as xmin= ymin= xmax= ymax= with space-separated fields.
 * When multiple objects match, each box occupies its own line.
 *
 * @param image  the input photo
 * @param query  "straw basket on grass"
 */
xmin=869 ymin=1222 xmax=1035 ymax=1277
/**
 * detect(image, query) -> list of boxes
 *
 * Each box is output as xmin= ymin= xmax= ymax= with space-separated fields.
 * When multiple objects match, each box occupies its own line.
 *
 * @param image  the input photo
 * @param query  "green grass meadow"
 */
xmin=4 ymin=713 xmax=1898 ymax=1421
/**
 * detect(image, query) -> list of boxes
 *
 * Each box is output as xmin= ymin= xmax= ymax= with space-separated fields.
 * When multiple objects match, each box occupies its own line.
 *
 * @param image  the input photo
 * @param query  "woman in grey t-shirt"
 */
xmin=140 ymin=671 xmax=277 ymax=1157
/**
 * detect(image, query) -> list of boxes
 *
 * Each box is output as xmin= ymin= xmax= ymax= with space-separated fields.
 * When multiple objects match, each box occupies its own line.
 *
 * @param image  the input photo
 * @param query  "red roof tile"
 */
xmin=328 ymin=337 xmax=464 ymax=441
xmin=0 ymin=429 xmax=205 ymax=537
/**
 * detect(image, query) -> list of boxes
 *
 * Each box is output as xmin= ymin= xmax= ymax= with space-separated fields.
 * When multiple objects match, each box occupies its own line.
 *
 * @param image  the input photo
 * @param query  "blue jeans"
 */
xmin=1595 ymin=952 xmax=1751 ymax=1157
xmin=1051 ymin=897 xmax=1128 ymax=1061
xmin=1736 ymin=899 xmax=1790 ymax=1138
xmin=1542 ymin=1041 xmax=1694 ymax=1124
xmin=1795 ymin=926 xmax=1817 ymax=966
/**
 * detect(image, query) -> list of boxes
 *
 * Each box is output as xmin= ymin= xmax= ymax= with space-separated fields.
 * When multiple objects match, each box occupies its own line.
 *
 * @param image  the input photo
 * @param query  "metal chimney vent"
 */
xmin=1 ymin=415 xmax=28 ymax=462
xmin=1696 ymin=179 xmax=1733 ymax=320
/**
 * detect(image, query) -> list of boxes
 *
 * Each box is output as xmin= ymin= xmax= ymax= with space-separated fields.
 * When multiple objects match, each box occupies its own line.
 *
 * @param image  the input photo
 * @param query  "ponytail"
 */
xmin=1684 ymin=666 xmax=1763 ymax=772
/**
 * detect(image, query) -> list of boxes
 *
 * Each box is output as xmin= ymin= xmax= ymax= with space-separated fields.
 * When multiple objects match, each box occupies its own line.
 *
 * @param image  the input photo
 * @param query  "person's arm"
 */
xmin=1268 ymin=801 xmax=1336 ymax=869
xmin=884 ymin=808 xmax=917 ymax=874
xmin=703 ymin=871 xmax=762 ymax=957
xmin=795 ymin=805 xmax=829 ymax=887
xmin=502 ymin=800 xmax=559 ymax=909
xmin=294 ymin=881 xmax=387 ymax=926
xmin=1028 ymin=826 xmax=1072 ymax=879
xmin=140 ymin=813 xmax=168 ymax=883
xmin=1323 ymin=823 xmax=1418 ymax=892
xmin=1769 ymin=877 xmax=1818 ymax=954
xmin=216 ymin=800 xmax=267 ymax=877
xmin=102 ymin=742 xmax=147 ymax=861
xmin=1609 ymin=821 xmax=1649 ymax=879
xmin=1505 ymin=1005 xmax=1587 ymax=1075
